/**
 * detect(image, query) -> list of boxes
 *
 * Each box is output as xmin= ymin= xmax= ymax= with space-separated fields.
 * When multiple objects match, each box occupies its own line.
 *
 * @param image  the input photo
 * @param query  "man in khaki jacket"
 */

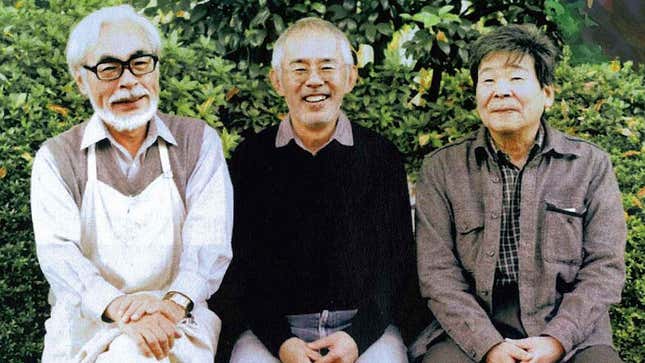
xmin=415 ymin=24 xmax=626 ymax=363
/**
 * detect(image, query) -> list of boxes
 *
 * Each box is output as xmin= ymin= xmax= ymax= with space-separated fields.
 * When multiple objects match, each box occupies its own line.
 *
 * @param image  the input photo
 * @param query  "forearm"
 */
xmin=32 ymin=147 xmax=124 ymax=320
xmin=171 ymin=127 xmax=234 ymax=303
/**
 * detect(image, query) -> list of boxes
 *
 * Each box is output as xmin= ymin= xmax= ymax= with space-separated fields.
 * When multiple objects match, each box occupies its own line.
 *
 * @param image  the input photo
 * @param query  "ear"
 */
xmin=269 ymin=68 xmax=285 ymax=96
xmin=543 ymin=84 xmax=555 ymax=109
xmin=74 ymin=70 xmax=89 ymax=97
xmin=345 ymin=65 xmax=358 ymax=93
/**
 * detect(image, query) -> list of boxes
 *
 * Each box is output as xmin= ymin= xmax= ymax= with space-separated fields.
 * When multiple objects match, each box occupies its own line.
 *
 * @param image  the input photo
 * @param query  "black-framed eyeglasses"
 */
xmin=83 ymin=54 xmax=159 ymax=81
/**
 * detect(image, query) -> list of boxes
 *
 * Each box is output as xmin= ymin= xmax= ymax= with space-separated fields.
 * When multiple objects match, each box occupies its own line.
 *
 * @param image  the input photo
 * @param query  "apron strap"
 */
xmin=158 ymin=139 xmax=173 ymax=179
xmin=87 ymin=144 xmax=97 ymax=182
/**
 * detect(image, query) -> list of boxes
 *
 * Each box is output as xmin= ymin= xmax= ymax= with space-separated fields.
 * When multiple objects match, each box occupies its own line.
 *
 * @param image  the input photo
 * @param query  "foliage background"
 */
xmin=0 ymin=0 xmax=643 ymax=362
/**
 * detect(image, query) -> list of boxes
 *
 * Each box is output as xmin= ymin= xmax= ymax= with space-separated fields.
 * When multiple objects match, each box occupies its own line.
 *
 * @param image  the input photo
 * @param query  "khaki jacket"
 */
xmin=415 ymin=123 xmax=626 ymax=362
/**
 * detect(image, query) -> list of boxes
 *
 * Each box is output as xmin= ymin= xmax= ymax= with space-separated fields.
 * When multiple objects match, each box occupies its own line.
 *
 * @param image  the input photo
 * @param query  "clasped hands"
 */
xmin=485 ymin=336 xmax=565 ymax=363
xmin=279 ymin=331 xmax=359 ymax=363
xmin=104 ymin=294 xmax=185 ymax=360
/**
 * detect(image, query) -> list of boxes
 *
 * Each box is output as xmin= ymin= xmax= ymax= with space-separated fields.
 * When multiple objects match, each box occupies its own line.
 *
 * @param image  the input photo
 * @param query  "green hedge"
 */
xmin=1 ymin=1 xmax=643 ymax=362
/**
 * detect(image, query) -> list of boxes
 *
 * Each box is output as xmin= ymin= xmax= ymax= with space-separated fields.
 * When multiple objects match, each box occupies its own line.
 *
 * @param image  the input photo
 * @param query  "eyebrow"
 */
xmin=479 ymin=63 xmax=530 ymax=74
xmin=96 ymin=50 xmax=149 ymax=64
xmin=288 ymin=58 xmax=339 ymax=65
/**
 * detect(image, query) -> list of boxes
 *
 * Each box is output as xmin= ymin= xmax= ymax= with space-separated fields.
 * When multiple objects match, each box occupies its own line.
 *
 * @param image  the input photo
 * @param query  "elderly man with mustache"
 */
xmin=30 ymin=5 xmax=233 ymax=362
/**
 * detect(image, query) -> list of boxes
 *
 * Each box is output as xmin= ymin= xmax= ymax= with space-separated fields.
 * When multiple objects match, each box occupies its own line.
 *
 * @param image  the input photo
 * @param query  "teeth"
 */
xmin=305 ymin=95 xmax=327 ymax=102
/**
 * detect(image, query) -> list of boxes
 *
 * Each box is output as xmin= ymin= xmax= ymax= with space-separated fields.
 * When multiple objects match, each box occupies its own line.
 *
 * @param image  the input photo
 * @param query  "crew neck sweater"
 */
xmin=228 ymin=122 xmax=414 ymax=355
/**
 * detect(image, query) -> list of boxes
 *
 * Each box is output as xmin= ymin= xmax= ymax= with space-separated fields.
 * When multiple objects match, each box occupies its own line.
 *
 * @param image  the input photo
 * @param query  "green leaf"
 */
xmin=412 ymin=12 xmax=441 ymax=29
xmin=438 ymin=41 xmax=451 ymax=55
xmin=438 ymin=5 xmax=454 ymax=15
xmin=311 ymin=2 xmax=326 ymax=14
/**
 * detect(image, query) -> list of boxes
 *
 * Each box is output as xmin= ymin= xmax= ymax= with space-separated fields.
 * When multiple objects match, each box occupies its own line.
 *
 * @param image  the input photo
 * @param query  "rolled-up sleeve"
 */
xmin=541 ymin=152 xmax=626 ymax=353
xmin=169 ymin=126 xmax=234 ymax=304
xmin=31 ymin=146 xmax=124 ymax=321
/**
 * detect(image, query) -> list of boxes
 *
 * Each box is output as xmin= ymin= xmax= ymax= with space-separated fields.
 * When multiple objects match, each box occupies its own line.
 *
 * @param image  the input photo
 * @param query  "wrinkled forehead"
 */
xmin=282 ymin=30 xmax=344 ymax=64
xmin=478 ymin=51 xmax=535 ymax=74
xmin=86 ymin=21 xmax=155 ymax=64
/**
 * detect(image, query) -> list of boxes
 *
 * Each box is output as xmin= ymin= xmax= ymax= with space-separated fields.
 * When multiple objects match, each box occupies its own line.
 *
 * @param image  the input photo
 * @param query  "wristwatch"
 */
xmin=163 ymin=291 xmax=194 ymax=316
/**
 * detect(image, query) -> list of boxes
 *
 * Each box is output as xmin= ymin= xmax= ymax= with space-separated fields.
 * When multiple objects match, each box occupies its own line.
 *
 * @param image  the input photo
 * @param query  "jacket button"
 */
xmin=492 ymin=176 xmax=500 ymax=183
xmin=491 ymin=212 xmax=499 ymax=219
xmin=487 ymin=250 xmax=496 ymax=257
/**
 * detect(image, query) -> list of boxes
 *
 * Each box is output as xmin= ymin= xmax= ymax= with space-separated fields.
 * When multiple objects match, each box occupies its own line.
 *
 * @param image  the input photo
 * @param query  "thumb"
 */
xmin=307 ymin=335 xmax=334 ymax=350
xmin=506 ymin=342 xmax=533 ymax=361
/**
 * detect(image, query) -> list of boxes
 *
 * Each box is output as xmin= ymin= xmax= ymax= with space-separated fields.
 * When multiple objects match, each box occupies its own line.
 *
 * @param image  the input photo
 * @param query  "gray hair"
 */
xmin=271 ymin=17 xmax=354 ymax=70
xmin=65 ymin=5 xmax=161 ymax=78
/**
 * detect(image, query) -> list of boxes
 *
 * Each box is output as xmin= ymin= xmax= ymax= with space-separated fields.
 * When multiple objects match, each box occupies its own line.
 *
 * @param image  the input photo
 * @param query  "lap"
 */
xmin=229 ymin=330 xmax=280 ymax=363
xmin=231 ymin=325 xmax=408 ymax=363
xmin=420 ymin=334 xmax=475 ymax=363
xmin=96 ymin=334 xmax=167 ymax=363
xmin=568 ymin=345 xmax=623 ymax=363
xmin=357 ymin=325 xmax=408 ymax=363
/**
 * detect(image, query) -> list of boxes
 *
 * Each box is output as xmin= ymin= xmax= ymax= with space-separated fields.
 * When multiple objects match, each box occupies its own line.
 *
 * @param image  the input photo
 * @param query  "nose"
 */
xmin=493 ymin=79 xmax=511 ymax=97
xmin=118 ymin=67 xmax=139 ymax=88
xmin=305 ymin=69 xmax=324 ymax=87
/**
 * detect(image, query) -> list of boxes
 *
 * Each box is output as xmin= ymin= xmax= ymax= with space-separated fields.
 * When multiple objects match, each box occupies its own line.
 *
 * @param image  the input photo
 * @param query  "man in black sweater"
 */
xmin=214 ymin=17 xmax=416 ymax=363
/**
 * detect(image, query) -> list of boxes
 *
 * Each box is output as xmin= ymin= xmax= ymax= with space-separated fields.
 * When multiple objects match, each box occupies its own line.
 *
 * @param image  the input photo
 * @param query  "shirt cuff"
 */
xmin=81 ymin=276 xmax=124 ymax=321
xmin=169 ymin=271 xmax=209 ymax=305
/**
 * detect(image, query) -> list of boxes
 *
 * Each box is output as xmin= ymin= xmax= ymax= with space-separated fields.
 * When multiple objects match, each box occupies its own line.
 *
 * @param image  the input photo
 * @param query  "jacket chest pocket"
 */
xmin=542 ymin=199 xmax=586 ymax=265
xmin=454 ymin=209 xmax=485 ymax=272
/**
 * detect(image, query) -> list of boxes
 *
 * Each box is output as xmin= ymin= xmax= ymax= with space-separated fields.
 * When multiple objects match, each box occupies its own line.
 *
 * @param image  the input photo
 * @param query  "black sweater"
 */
xmin=228 ymin=123 xmax=414 ymax=355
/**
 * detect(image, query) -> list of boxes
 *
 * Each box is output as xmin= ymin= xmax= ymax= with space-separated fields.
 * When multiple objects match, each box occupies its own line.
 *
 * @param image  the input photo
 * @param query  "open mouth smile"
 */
xmin=303 ymin=94 xmax=329 ymax=103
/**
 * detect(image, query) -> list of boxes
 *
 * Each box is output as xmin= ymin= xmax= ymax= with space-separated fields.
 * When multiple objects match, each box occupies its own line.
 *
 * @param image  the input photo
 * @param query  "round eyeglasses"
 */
xmin=83 ymin=54 xmax=159 ymax=81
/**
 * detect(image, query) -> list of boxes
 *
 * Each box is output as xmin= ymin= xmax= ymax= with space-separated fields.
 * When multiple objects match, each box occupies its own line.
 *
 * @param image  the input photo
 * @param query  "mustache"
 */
xmin=109 ymin=88 xmax=149 ymax=104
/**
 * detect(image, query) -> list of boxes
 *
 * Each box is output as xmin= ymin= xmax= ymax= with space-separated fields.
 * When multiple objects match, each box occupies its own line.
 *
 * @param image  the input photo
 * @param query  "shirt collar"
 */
xmin=485 ymin=123 xmax=545 ymax=163
xmin=275 ymin=111 xmax=354 ymax=149
xmin=80 ymin=112 xmax=177 ymax=150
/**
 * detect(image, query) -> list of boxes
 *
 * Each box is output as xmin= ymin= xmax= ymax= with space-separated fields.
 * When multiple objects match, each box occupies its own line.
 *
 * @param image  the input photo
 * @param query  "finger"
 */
xmin=122 ymin=300 xmax=143 ymax=322
xmin=131 ymin=303 xmax=156 ymax=322
xmin=505 ymin=337 xmax=533 ymax=350
xmin=155 ymin=326 xmax=170 ymax=358
xmin=134 ymin=333 xmax=154 ymax=358
xmin=142 ymin=328 xmax=165 ymax=360
xmin=507 ymin=343 xmax=533 ymax=361
xmin=305 ymin=346 xmax=323 ymax=361
xmin=308 ymin=335 xmax=334 ymax=350
xmin=116 ymin=296 xmax=133 ymax=319
xmin=158 ymin=316 xmax=177 ymax=349
xmin=314 ymin=352 xmax=338 ymax=363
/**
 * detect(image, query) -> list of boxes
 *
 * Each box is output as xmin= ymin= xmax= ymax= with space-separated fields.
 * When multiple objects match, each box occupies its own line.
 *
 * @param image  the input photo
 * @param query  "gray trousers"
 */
xmin=421 ymin=284 xmax=623 ymax=363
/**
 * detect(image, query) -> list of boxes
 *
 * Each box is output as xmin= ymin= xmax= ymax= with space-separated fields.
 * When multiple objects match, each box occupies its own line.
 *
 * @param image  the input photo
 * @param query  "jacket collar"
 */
xmin=473 ymin=121 xmax=581 ymax=163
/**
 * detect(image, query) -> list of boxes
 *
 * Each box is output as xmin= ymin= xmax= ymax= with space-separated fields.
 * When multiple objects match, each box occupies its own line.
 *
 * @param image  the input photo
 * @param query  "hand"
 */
xmin=485 ymin=341 xmax=533 ymax=363
xmin=279 ymin=337 xmax=322 ymax=363
xmin=308 ymin=331 xmax=359 ymax=363
xmin=105 ymin=294 xmax=163 ymax=323
xmin=120 ymin=312 xmax=182 ymax=360
xmin=159 ymin=299 xmax=186 ymax=324
xmin=505 ymin=336 xmax=564 ymax=363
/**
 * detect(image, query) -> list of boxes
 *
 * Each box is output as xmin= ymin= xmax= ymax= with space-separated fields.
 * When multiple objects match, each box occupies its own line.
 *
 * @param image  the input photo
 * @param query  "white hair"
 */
xmin=66 ymin=5 xmax=161 ymax=78
xmin=271 ymin=17 xmax=354 ymax=70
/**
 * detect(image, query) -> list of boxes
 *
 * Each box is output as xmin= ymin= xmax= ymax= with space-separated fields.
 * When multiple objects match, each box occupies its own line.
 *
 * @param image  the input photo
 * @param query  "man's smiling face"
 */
xmin=77 ymin=21 xmax=160 ymax=131
xmin=270 ymin=31 xmax=356 ymax=129
xmin=476 ymin=51 xmax=554 ymax=138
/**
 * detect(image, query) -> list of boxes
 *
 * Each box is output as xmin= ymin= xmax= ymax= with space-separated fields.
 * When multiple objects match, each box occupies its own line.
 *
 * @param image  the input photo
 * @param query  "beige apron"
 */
xmin=43 ymin=140 xmax=219 ymax=363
